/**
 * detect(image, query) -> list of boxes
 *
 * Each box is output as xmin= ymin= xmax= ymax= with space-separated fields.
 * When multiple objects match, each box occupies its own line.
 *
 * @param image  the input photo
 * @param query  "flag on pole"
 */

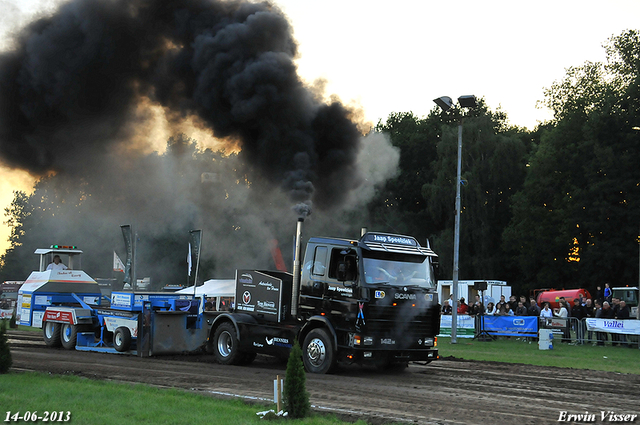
xmin=121 ymin=225 xmax=133 ymax=284
xmin=113 ymin=251 xmax=125 ymax=272
xmin=187 ymin=243 xmax=192 ymax=276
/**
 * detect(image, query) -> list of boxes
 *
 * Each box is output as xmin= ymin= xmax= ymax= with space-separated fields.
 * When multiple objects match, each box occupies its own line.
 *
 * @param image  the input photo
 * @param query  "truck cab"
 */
xmin=298 ymin=232 xmax=440 ymax=369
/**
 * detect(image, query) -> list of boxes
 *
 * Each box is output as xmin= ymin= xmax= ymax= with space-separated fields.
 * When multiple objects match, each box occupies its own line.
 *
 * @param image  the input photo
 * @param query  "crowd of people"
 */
xmin=440 ymin=289 xmax=636 ymax=347
xmin=441 ymin=294 xmax=545 ymax=317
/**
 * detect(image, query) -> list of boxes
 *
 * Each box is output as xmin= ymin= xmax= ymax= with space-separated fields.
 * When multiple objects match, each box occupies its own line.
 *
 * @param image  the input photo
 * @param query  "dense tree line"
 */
xmin=370 ymin=29 xmax=640 ymax=296
xmin=2 ymin=30 xmax=639 ymax=298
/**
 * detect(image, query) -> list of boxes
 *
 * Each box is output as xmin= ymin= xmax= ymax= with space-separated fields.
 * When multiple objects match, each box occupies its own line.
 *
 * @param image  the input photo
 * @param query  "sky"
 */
xmin=0 ymin=0 xmax=639 ymax=257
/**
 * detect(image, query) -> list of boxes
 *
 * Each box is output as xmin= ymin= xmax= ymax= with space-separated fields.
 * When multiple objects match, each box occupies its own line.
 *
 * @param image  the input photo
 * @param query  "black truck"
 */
xmin=208 ymin=219 xmax=441 ymax=373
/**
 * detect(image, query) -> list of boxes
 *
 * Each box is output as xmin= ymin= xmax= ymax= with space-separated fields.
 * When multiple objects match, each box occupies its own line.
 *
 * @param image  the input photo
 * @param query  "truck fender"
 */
xmin=299 ymin=316 xmax=338 ymax=349
xmin=208 ymin=313 xmax=258 ymax=343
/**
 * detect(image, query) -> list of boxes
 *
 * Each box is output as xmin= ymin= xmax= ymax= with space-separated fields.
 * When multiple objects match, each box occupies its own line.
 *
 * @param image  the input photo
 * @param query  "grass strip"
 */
xmin=0 ymin=371 xmax=368 ymax=425
xmin=437 ymin=336 xmax=640 ymax=374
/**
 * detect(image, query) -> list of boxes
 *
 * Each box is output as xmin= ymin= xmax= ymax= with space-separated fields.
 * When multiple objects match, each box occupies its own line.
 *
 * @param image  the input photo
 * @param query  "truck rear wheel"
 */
xmin=113 ymin=327 xmax=132 ymax=352
xmin=302 ymin=328 xmax=336 ymax=374
xmin=60 ymin=323 xmax=78 ymax=350
xmin=43 ymin=322 xmax=62 ymax=348
xmin=213 ymin=322 xmax=243 ymax=365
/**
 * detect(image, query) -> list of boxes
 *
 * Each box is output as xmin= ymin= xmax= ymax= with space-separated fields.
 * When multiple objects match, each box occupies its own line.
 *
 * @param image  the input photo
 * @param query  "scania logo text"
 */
xmin=395 ymin=293 xmax=417 ymax=300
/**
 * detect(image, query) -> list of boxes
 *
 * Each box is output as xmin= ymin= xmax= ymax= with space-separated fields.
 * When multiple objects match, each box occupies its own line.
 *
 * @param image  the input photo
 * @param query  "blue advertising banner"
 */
xmin=482 ymin=316 xmax=539 ymax=337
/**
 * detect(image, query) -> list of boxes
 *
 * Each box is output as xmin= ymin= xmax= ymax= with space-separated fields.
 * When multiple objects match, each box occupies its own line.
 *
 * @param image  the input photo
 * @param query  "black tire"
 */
xmin=60 ymin=323 xmax=78 ymax=350
xmin=113 ymin=327 xmax=132 ymax=352
xmin=302 ymin=328 xmax=336 ymax=374
xmin=238 ymin=351 xmax=257 ymax=366
xmin=43 ymin=322 xmax=62 ymax=348
xmin=213 ymin=322 xmax=243 ymax=365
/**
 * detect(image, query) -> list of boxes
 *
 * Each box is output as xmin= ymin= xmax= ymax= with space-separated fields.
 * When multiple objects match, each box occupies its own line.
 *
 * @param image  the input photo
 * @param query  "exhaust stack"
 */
xmin=291 ymin=217 xmax=304 ymax=319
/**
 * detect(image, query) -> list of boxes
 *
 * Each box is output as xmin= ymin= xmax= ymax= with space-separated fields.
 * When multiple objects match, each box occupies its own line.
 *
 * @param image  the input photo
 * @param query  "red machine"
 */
xmin=536 ymin=289 xmax=591 ymax=310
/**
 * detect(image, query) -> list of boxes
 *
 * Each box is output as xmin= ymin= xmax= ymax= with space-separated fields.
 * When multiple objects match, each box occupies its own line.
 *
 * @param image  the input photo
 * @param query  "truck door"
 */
xmin=323 ymin=247 xmax=357 ymax=324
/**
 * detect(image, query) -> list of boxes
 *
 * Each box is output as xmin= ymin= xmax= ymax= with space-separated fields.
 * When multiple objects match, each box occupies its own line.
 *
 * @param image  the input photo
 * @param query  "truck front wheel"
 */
xmin=302 ymin=328 xmax=336 ymax=374
xmin=213 ymin=322 xmax=243 ymax=365
xmin=43 ymin=322 xmax=62 ymax=348
xmin=60 ymin=323 xmax=78 ymax=350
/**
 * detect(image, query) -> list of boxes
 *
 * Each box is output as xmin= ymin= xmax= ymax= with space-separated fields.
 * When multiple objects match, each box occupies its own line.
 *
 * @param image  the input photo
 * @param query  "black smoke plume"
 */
xmin=0 ymin=0 xmax=400 ymax=284
xmin=0 ymin=0 xmax=362 ymax=207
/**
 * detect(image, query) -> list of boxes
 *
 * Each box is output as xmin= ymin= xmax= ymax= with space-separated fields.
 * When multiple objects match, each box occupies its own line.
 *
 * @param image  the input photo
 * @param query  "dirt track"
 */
xmin=8 ymin=330 xmax=640 ymax=424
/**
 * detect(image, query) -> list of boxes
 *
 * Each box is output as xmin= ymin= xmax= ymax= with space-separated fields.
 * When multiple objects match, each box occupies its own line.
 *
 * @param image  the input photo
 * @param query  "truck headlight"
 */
xmin=363 ymin=336 xmax=374 ymax=346
xmin=424 ymin=337 xmax=435 ymax=347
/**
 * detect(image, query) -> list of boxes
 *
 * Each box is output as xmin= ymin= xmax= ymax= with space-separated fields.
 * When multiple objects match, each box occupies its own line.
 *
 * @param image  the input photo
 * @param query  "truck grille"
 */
xmin=364 ymin=305 xmax=438 ymax=338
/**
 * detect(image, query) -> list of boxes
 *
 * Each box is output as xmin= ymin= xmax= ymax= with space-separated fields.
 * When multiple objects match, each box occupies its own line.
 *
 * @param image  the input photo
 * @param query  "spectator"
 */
xmin=571 ymin=298 xmax=587 ymax=345
xmin=496 ymin=295 xmax=507 ymax=311
xmin=554 ymin=301 xmax=570 ymax=342
xmin=596 ymin=285 xmax=604 ymax=305
xmin=519 ymin=295 xmax=529 ymax=310
xmin=559 ymin=296 xmax=572 ymax=316
xmin=485 ymin=302 xmax=496 ymax=315
xmin=471 ymin=301 xmax=484 ymax=316
xmin=441 ymin=300 xmax=452 ymax=315
xmin=594 ymin=300 xmax=605 ymax=346
xmin=498 ymin=303 xmax=513 ymax=316
xmin=508 ymin=295 xmax=518 ymax=312
xmin=527 ymin=297 xmax=541 ymax=316
xmin=585 ymin=299 xmax=596 ymax=342
xmin=515 ymin=301 xmax=528 ymax=316
xmin=611 ymin=297 xmax=621 ymax=346
xmin=599 ymin=301 xmax=615 ymax=346
xmin=540 ymin=302 xmax=553 ymax=318
xmin=604 ymin=283 xmax=612 ymax=304
xmin=578 ymin=293 xmax=586 ymax=307
xmin=616 ymin=300 xmax=631 ymax=347
xmin=457 ymin=298 xmax=469 ymax=315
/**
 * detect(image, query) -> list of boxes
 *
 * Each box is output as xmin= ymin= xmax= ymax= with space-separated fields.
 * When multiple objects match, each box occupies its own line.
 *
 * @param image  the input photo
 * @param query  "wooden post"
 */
xmin=276 ymin=374 xmax=283 ymax=412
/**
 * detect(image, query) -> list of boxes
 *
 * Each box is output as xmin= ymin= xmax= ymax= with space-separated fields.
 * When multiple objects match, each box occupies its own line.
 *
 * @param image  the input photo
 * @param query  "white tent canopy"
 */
xmin=176 ymin=279 xmax=235 ymax=298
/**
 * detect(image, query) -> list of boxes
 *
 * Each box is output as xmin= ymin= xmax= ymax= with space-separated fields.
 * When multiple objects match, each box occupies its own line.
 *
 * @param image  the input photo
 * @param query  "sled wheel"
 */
xmin=60 ymin=323 xmax=78 ymax=350
xmin=43 ymin=322 xmax=62 ymax=348
xmin=114 ymin=327 xmax=132 ymax=352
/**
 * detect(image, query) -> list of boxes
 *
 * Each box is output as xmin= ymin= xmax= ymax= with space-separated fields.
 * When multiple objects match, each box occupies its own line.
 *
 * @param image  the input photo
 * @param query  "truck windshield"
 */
xmin=362 ymin=253 xmax=435 ymax=289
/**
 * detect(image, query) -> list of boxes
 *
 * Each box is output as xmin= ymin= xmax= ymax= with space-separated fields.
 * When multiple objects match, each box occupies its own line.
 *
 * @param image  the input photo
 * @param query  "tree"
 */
xmin=374 ymin=102 xmax=531 ymax=287
xmin=0 ymin=320 xmax=11 ymax=374
xmin=504 ymin=30 xmax=640 ymax=294
xmin=283 ymin=339 xmax=310 ymax=418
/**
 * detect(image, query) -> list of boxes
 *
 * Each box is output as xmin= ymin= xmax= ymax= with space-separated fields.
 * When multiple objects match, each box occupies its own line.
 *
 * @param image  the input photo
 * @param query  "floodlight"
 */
xmin=433 ymin=96 xmax=454 ymax=111
xmin=458 ymin=95 xmax=477 ymax=108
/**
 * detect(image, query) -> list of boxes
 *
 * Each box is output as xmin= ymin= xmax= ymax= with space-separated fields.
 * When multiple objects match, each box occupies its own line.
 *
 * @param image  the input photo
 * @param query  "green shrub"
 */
xmin=0 ymin=320 xmax=12 ymax=374
xmin=9 ymin=308 xmax=17 ymax=328
xmin=283 ymin=339 xmax=310 ymax=418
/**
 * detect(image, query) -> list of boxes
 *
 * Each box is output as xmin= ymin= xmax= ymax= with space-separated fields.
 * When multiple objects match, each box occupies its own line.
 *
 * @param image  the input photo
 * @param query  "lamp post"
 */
xmin=433 ymin=95 xmax=477 ymax=344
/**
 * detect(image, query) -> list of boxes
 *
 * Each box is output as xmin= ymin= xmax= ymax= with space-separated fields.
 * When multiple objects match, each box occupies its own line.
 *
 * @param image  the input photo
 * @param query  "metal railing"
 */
xmin=438 ymin=314 xmax=640 ymax=347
